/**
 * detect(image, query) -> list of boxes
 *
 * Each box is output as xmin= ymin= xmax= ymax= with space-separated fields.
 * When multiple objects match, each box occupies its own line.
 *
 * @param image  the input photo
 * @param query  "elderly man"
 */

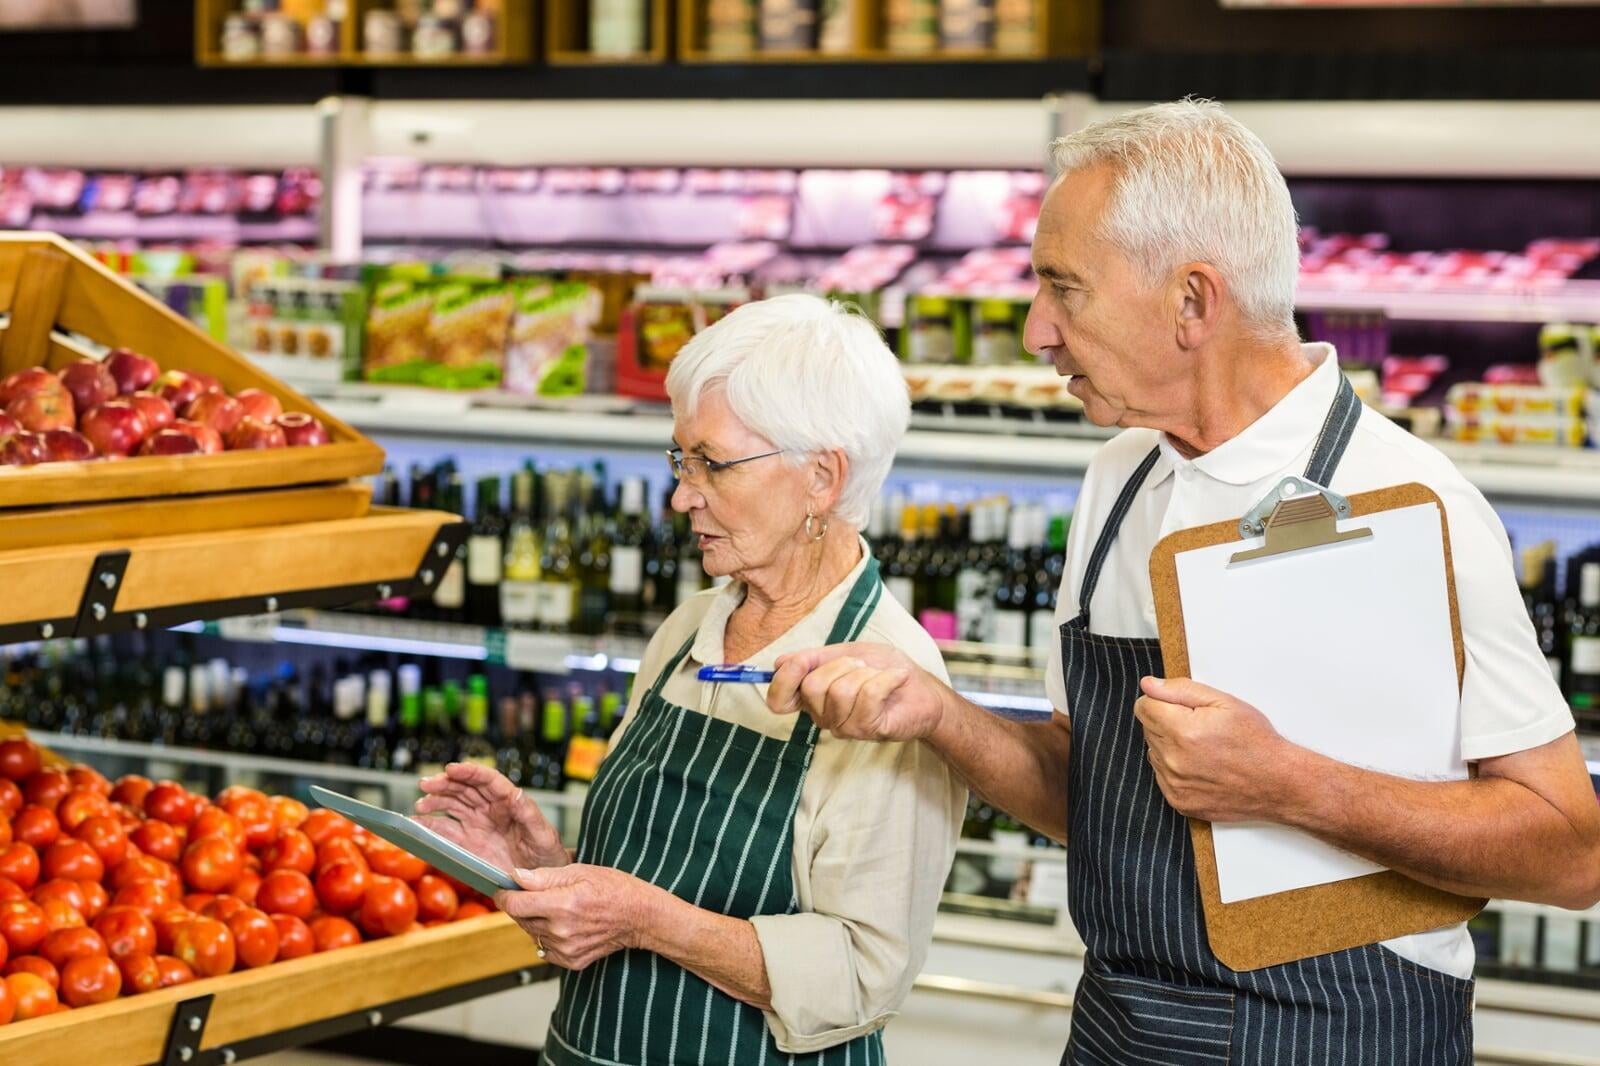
xmin=769 ymin=100 xmax=1600 ymax=1064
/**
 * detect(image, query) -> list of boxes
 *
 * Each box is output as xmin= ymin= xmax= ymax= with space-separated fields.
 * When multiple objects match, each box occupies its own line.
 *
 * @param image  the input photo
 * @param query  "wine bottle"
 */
xmin=432 ymin=474 xmax=468 ymax=623
xmin=500 ymin=469 xmax=543 ymax=631
xmin=496 ymin=695 xmax=526 ymax=786
xmin=609 ymin=476 xmax=649 ymax=632
xmin=459 ymin=675 xmax=498 ymax=768
xmin=539 ymin=475 xmax=580 ymax=634
xmin=360 ymin=668 xmax=393 ymax=770
xmin=578 ymin=482 xmax=613 ymax=635
xmin=540 ymin=694 xmax=570 ymax=792
xmin=885 ymin=505 xmax=919 ymax=612
xmin=391 ymin=663 xmax=422 ymax=774
xmin=991 ymin=507 xmax=1031 ymax=649
xmin=467 ymin=476 xmax=506 ymax=628
xmin=1568 ymin=562 xmax=1600 ymax=710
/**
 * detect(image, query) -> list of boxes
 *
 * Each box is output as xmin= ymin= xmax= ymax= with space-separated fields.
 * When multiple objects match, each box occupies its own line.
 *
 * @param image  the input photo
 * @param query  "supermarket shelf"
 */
xmin=313 ymin=385 xmax=1600 ymax=509
xmin=1295 ymin=281 xmax=1600 ymax=324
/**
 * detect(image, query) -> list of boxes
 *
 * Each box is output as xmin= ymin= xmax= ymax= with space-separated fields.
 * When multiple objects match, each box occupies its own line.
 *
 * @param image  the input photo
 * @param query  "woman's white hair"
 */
xmin=665 ymin=293 xmax=908 ymax=528
xmin=1050 ymin=98 xmax=1300 ymax=339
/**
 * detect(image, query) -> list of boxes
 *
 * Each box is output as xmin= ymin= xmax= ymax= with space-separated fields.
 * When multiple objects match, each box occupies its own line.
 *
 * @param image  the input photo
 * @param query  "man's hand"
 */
xmin=1133 ymin=676 xmax=1298 ymax=823
xmin=495 ymin=864 xmax=661 ymax=970
xmin=767 ymin=642 xmax=950 ymax=742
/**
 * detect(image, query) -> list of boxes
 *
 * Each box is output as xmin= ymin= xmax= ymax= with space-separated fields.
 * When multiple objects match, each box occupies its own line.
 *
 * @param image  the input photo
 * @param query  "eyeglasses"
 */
xmin=666 ymin=448 xmax=783 ymax=485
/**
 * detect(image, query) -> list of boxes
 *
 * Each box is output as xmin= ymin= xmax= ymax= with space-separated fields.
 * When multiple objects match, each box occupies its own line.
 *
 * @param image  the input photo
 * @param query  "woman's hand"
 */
xmin=414 ymin=762 xmax=568 ymax=874
xmin=495 ymin=864 xmax=663 ymax=971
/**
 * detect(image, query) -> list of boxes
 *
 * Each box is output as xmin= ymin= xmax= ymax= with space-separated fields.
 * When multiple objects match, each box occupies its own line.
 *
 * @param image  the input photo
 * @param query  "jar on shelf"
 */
xmin=462 ymin=11 xmax=498 ymax=54
xmin=906 ymin=294 xmax=956 ymax=365
xmin=260 ymin=13 xmax=304 ymax=58
xmin=306 ymin=16 xmax=340 ymax=56
xmin=972 ymin=298 xmax=1019 ymax=365
xmin=413 ymin=15 xmax=460 ymax=58
xmin=364 ymin=9 xmax=405 ymax=56
xmin=220 ymin=15 xmax=261 ymax=61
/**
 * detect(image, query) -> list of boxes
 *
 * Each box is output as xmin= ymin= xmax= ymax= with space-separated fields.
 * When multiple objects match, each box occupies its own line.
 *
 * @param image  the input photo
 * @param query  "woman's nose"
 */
xmin=670 ymin=479 xmax=702 ymax=514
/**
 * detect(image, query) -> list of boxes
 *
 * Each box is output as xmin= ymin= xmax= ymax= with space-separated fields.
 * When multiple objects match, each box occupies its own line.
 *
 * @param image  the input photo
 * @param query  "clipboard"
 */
xmin=1149 ymin=477 xmax=1485 ymax=972
xmin=308 ymin=786 xmax=518 ymax=897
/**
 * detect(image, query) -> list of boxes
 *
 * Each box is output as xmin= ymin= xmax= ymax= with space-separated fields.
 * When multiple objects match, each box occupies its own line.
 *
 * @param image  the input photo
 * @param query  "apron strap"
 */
xmin=1301 ymin=373 xmax=1360 ymax=488
xmin=1077 ymin=447 xmax=1162 ymax=618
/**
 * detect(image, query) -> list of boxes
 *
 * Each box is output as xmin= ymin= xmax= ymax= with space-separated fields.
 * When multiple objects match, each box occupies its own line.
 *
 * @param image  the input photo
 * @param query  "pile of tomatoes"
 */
xmin=0 ymin=737 xmax=492 ymax=1026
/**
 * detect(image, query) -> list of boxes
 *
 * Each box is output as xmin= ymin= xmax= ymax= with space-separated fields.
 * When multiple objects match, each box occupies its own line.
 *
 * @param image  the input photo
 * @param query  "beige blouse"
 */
xmin=608 ymin=542 xmax=966 ymax=1054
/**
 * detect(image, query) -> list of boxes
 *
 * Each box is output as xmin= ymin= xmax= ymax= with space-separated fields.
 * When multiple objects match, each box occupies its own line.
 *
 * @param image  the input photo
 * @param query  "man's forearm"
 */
xmin=927 ymin=684 xmax=1072 ymax=843
xmin=1276 ymin=746 xmax=1596 ymax=908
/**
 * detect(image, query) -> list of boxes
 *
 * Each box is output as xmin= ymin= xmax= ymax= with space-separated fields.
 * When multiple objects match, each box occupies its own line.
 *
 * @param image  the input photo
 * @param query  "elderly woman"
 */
xmin=416 ymin=293 xmax=965 ymax=1065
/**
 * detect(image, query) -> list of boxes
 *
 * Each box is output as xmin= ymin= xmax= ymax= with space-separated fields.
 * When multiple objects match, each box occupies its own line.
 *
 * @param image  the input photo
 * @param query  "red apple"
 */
xmin=0 ymin=432 xmax=48 ymax=465
xmin=79 ymin=400 xmax=149 ymax=458
xmin=188 ymin=371 xmax=222 ymax=394
xmin=8 ymin=390 xmax=76 ymax=433
xmin=226 ymin=417 xmax=286 ymax=451
xmin=0 ymin=413 xmax=19 ymax=439
xmin=40 ymin=429 xmax=97 ymax=463
xmin=0 ymin=367 xmax=67 ymax=408
xmin=169 ymin=420 xmax=224 ymax=455
xmin=183 ymin=391 xmax=244 ymax=436
xmin=235 ymin=389 xmax=283 ymax=424
xmin=276 ymin=412 xmax=330 ymax=448
xmin=105 ymin=348 xmax=160 ymax=394
xmin=128 ymin=393 xmax=175 ymax=434
xmin=58 ymin=361 xmax=117 ymax=413
xmin=155 ymin=371 xmax=207 ymax=412
xmin=139 ymin=429 xmax=202 ymax=457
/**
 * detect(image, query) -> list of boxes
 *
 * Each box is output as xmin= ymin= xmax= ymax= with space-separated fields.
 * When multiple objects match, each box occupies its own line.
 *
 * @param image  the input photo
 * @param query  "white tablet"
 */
xmin=308 ymin=785 xmax=518 ymax=897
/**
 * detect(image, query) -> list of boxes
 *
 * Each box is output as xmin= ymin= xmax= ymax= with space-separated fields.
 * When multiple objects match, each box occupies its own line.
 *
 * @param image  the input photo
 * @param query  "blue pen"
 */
xmin=697 ymin=665 xmax=776 ymax=684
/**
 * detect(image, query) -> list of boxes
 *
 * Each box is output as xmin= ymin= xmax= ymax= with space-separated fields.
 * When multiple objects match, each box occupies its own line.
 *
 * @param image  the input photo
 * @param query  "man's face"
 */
xmin=1024 ymin=165 xmax=1184 ymax=429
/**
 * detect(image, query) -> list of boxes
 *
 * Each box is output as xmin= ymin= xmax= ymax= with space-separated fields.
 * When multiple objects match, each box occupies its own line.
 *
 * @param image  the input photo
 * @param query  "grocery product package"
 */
xmin=421 ymin=281 xmax=515 ymax=390
xmin=503 ymin=281 xmax=603 ymax=397
xmin=363 ymin=277 xmax=437 ymax=384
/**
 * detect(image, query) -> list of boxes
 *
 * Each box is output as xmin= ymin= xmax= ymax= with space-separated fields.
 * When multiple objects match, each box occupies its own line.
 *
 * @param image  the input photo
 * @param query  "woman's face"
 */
xmin=670 ymin=391 xmax=810 ymax=579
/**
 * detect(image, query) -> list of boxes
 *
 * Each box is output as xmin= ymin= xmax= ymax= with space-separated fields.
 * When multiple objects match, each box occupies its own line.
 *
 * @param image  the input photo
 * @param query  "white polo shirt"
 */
xmin=1044 ymin=343 xmax=1575 ymax=979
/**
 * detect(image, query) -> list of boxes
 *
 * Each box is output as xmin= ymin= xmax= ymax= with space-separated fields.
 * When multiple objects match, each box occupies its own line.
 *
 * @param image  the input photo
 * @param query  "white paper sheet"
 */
xmin=1172 ymin=502 xmax=1466 ymax=904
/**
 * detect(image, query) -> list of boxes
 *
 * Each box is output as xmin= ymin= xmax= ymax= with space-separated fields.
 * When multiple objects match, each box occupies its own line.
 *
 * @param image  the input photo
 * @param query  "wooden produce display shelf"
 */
xmin=0 ymin=233 xmax=384 ymax=509
xmin=0 ymin=505 xmax=465 ymax=646
xmin=0 ymin=912 xmax=550 ymax=1066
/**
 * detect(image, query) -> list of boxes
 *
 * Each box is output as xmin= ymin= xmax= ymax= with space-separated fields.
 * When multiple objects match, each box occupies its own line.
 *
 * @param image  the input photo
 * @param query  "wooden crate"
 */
xmin=0 ymin=233 xmax=385 ymax=510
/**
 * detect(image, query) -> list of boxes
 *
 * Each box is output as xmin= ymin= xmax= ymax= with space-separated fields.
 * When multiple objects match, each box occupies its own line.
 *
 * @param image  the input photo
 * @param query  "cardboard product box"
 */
xmin=504 ymin=281 xmax=602 ymax=397
xmin=363 ymin=276 xmax=437 ymax=384
xmin=420 ymin=281 xmax=515 ymax=390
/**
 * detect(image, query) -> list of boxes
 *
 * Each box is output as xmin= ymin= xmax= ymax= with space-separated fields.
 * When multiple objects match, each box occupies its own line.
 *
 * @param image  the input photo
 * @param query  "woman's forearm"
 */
xmin=636 ymin=887 xmax=773 ymax=1010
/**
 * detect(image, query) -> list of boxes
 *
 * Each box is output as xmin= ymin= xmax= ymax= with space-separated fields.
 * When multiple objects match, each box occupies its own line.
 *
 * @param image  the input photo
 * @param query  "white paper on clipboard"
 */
xmin=1173 ymin=502 xmax=1467 ymax=905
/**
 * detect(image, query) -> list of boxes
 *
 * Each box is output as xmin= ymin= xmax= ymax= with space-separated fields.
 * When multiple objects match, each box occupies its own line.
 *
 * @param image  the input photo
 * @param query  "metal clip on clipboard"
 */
xmin=1230 ymin=475 xmax=1372 ymax=565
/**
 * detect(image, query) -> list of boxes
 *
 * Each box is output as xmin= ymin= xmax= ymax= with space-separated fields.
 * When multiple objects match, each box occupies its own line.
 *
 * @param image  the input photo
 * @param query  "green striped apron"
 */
xmin=543 ymin=557 xmax=888 ymax=1066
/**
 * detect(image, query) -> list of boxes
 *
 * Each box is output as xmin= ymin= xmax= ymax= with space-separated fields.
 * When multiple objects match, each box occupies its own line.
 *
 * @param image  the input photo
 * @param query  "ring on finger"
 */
xmin=536 ymin=935 xmax=547 ymax=959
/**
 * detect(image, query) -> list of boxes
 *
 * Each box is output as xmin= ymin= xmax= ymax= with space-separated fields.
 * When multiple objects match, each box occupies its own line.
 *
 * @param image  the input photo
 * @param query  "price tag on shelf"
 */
xmin=503 ymin=630 xmax=572 ymax=675
xmin=216 ymin=613 xmax=281 ymax=643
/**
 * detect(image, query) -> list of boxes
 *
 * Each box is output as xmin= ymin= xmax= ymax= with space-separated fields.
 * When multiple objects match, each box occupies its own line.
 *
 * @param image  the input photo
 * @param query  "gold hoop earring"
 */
xmin=805 ymin=510 xmax=829 ymax=542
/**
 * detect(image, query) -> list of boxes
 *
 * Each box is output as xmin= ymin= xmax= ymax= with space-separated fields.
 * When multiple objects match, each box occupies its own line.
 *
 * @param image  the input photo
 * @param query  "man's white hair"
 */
xmin=666 ymin=293 xmax=908 ymax=528
xmin=1050 ymin=98 xmax=1300 ymax=339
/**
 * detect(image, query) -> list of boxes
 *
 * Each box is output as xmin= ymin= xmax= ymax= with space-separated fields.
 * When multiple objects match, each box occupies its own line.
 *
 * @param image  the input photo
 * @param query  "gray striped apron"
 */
xmin=1061 ymin=375 xmax=1475 ymax=1065
xmin=544 ymin=557 xmax=887 ymax=1066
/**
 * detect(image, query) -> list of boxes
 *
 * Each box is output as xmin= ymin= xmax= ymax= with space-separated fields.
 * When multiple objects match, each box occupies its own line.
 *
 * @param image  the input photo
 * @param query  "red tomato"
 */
xmin=93 ymin=906 xmax=156 ymax=959
xmin=0 ymin=844 xmax=38 ymax=891
xmin=189 ymin=807 xmax=245 ymax=851
xmin=111 ymin=854 xmax=181 ymax=893
xmin=66 ymin=766 xmax=109 ymax=795
xmin=154 ymin=954 xmax=194 ymax=988
xmin=42 ymin=839 xmax=104 ymax=883
xmin=73 ymin=815 xmax=128 ymax=868
xmin=60 ymin=954 xmax=120 ymax=1007
xmin=0 ymin=817 xmax=10 ymax=851
xmin=0 ymin=779 xmax=22 ymax=819
xmin=413 ymin=874 xmax=459 ymax=922
xmin=182 ymin=892 xmax=216 ymax=913
xmin=23 ymin=770 xmax=71 ymax=812
xmin=31 ymin=879 xmax=88 ymax=916
xmin=111 ymin=879 xmax=175 ymax=919
xmin=12 ymin=807 xmax=59 ymax=849
xmin=0 ymin=901 xmax=48 ymax=954
xmin=357 ymin=875 xmax=417 ymax=939
xmin=302 ymin=809 xmax=356 ymax=848
xmin=309 ymin=915 xmax=361 ymax=953
xmin=0 ymin=927 xmax=6 ymax=969
xmin=143 ymin=783 xmax=199 ymax=826
xmin=0 ymin=740 xmax=41 ymax=783
xmin=271 ymin=796 xmax=309 ymax=832
xmin=40 ymin=898 xmax=85 ymax=932
xmin=456 ymin=901 xmax=491 ymax=920
xmin=181 ymin=837 xmax=243 ymax=894
xmin=152 ymin=909 xmax=195 ymax=955
xmin=172 ymin=917 xmax=234 ymax=977
xmin=214 ymin=786 xmax=266 ymax=808
xmin=117 ymin=951 xmax=162 ymax=995
xmin=365 ymin=840 xmax=427 ymax=883
xmin=0 ymin=878 xmax=23 ymax=903
xmin=315 ymin=859 xmax=368 ymax=915
xmin=55 ymin=789 xmax=112 ymax=833
xmin=109 ymin=775 xmax=154 ymax=809
xmin=224 ymin=796 xmax=277 ymax=851
xmin=0 ymin=972 xmax=11 ymax=1025
xmin=5 ymin=971 xmax=57 ymax=1020
xmin=262 ymin=829 xmax=316 ymax=876
xmin=227 ymin=907 xmax=279 ymax=969
xmin=315 ymin=836 xmax=366 ymax=874
xmin=231 ymin=871 xmax=261 ymax=906
xmin=130 ymin=820 xmax=181 ymax=863
xmin=256 ymin=870 xmax=316 ymax=919
xmin=78 ymin=880 xmax=108 ymax=923
xmin=4 ymin=955 xmax=57 ymax=989
xmin=201 ymin=896 xmax=247 ymax=923
xmin=271 ymin=914 xmax=313 ymax=960
xmin=40 ymin=927 xmax=105 ymax=970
